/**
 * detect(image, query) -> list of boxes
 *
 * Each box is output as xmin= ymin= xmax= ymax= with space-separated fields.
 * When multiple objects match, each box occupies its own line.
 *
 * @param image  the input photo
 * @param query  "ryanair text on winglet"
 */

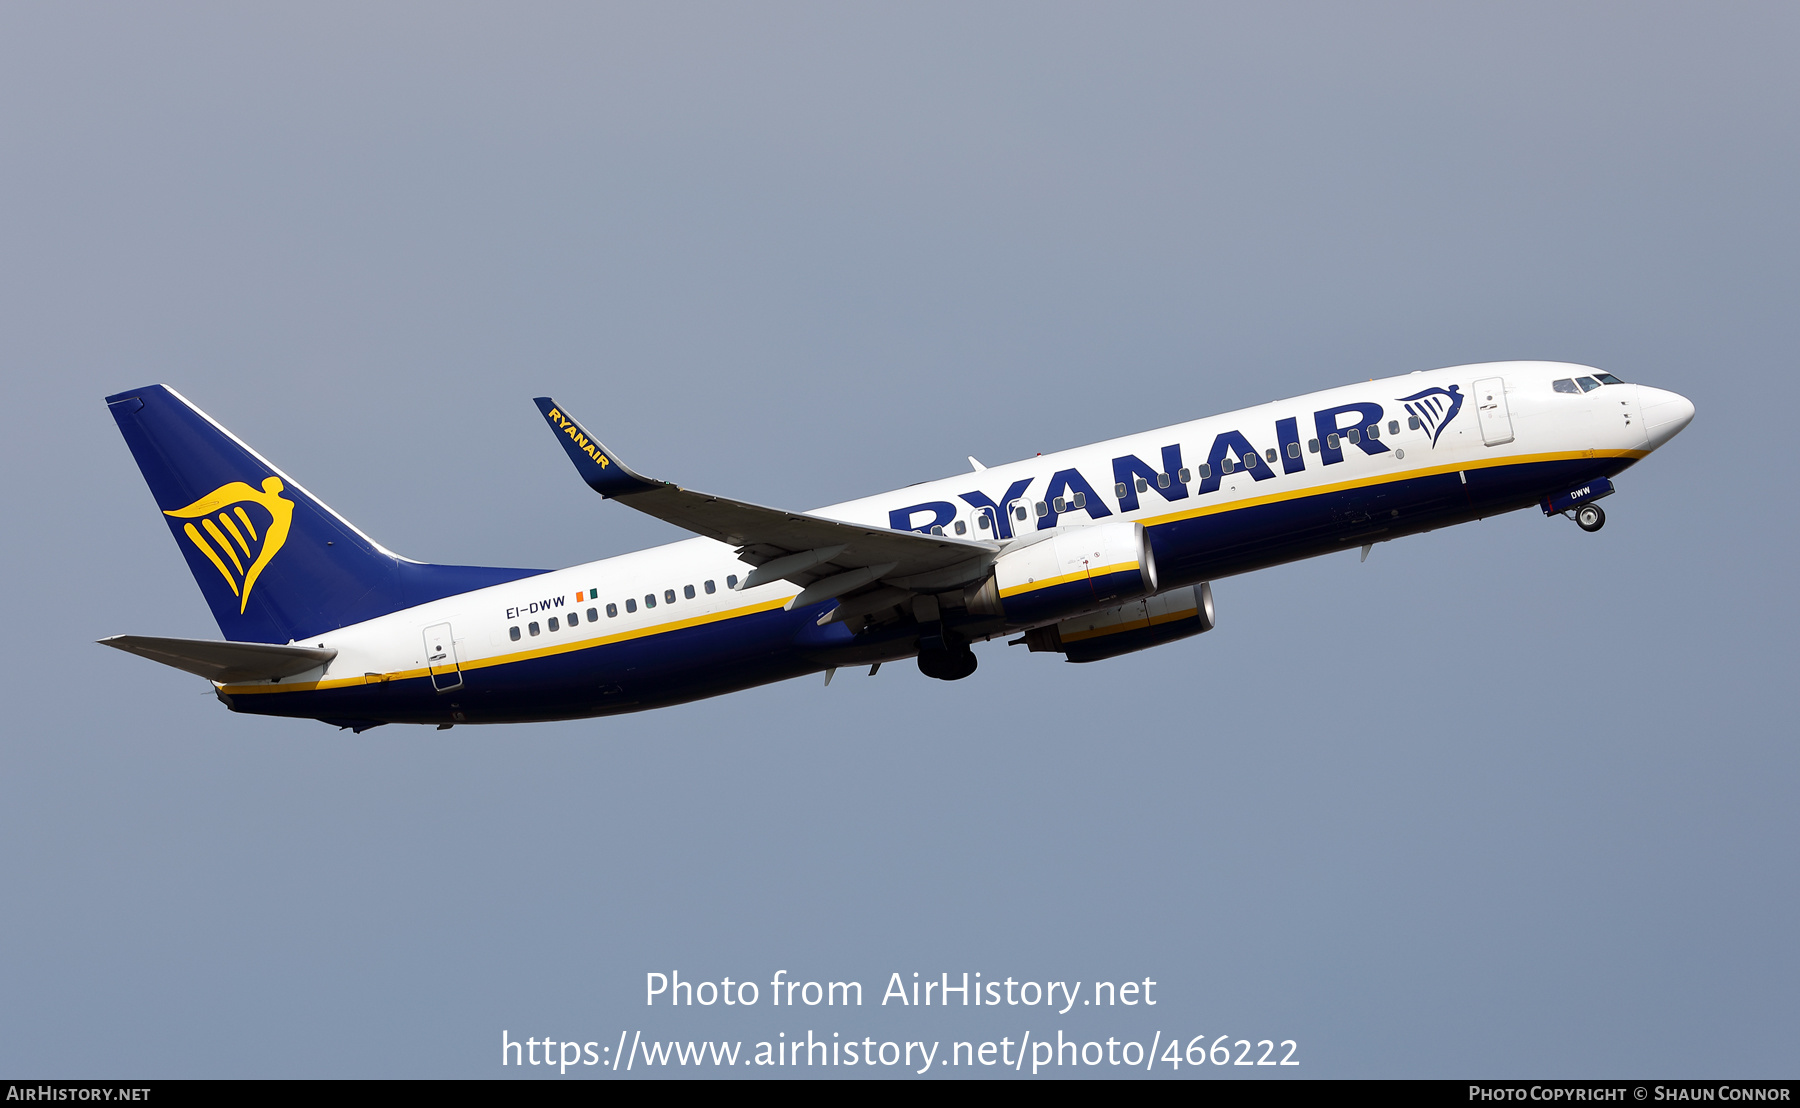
xmin=546 ymin=408 xmax=611 ymax=469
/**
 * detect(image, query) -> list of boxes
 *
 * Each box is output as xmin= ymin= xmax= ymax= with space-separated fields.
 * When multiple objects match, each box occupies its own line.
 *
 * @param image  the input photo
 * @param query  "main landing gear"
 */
xmin=918 ymin=642 xmax=977 ymax=681
xmin=917 ymin=626 xmax=978 ymax=681
xmin=1573 ymin=503 xmax=1606 ymax=533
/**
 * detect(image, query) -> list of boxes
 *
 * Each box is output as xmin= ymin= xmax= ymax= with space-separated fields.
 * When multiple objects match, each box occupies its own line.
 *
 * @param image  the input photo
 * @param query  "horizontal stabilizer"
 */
xmin=98 ymin=635 xmax=337 ymax=683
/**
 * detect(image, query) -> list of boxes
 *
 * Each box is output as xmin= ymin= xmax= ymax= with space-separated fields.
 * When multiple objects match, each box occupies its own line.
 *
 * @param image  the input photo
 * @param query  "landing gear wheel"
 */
xmin=1575 ymin=503 xmax=1606 ymax=532
xmin=917 ymin=645 xmax=978 ymax=681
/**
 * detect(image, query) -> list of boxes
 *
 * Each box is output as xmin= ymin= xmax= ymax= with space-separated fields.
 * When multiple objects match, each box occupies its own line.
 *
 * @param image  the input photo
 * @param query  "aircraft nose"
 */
xmin=1637 ymin=385 xmax=1695 ymax=450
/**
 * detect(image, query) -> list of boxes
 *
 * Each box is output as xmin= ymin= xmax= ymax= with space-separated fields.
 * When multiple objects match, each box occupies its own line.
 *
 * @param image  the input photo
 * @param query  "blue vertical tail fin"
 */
xmin=106 ymin=385 xmax=543 ymax=643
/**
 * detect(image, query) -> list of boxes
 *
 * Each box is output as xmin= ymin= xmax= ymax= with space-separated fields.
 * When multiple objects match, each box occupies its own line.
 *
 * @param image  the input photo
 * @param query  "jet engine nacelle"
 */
xmin=1021 ymin=583 xmax=1214 ymax=663
xmin=966 ymin=519 xmax=1157 ymax=627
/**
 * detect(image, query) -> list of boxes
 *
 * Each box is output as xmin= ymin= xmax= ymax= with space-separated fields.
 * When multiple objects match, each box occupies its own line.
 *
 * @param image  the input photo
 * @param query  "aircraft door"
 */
xmin=971 ymin=504 xmax=999 ymax=541
xmin=424 ymin=621 xmax=463 ymax=693
xmin=1005 ymin=496 xmax=1036 ymax=539
xmin=1473 ymin=376 xmax=1515 ymax=446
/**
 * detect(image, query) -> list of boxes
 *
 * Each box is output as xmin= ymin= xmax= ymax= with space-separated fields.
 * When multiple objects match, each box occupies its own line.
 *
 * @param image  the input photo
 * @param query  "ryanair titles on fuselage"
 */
xmin=888 ymin=391 xmax=1458 ymax=538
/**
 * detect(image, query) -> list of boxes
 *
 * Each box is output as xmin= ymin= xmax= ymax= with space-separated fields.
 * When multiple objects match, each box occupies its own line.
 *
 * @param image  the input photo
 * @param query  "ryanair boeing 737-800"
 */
xmin=100 ymin=362 xmax=1693 ymax=731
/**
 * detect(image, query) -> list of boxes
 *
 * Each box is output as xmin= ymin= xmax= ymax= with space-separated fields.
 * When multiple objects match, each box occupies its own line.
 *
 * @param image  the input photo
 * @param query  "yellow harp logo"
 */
xmin=164 ymin=477 xmax=295 ymax=614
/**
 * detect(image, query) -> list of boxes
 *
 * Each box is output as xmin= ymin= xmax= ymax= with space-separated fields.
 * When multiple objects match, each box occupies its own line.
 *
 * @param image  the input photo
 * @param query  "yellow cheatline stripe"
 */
xmin=219 ymin=596 xmax=795 ymax=695
xmin=218 ymin=511 xmax=252 ymax=557
xmin=1060 ymin=605 xmax=1196 ymax=643
xmin=997 ymin=560 xmax=1141 ymax=599
xmin=234 ymin=506 xmax=259 ymax=541
xmin=201 ymin=517 xmax=245 ymax=576
xmin=1138 ymin=449 xmax=1647 ymax=530
xmin=183 ymin=522 xmax=239 ymax=597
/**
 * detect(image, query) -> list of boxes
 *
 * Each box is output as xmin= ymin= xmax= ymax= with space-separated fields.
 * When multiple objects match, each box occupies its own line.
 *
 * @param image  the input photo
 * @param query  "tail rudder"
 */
xmin=106 ymin=385 xmax=541 ymax=643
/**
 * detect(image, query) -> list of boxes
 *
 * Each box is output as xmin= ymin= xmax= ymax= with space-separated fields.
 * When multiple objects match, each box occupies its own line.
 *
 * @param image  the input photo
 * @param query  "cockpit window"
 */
xmin=1577 ymin=376 xmax=1601 ymax=392
xmin=1553 ymin=378 xmax=1580 ymax=394
xmin=1594 ymin=372 xmax=1625 ymax=385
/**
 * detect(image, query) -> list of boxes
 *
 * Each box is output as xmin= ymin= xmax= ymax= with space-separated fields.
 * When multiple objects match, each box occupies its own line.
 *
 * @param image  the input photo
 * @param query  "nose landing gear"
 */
xmin=1541 ymin=478 xmax=1615 ymax=534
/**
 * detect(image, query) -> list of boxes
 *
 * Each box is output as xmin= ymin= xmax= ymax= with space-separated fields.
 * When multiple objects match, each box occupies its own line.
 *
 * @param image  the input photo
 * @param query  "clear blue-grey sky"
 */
xmin=1 ymin=2 xmax=1794 ymax=1078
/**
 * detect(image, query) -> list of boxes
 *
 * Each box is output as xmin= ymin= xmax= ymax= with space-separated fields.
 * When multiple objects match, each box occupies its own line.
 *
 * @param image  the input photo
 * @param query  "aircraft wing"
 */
xmin=99 ymin=635 xmax=337 ymax=683
xmin=533 ymin=397 xmax=999 ymax=603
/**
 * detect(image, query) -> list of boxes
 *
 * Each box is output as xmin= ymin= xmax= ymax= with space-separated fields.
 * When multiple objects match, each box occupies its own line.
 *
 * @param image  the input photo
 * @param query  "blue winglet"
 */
xmin=533 ymin=397 xmax=663 ymax=498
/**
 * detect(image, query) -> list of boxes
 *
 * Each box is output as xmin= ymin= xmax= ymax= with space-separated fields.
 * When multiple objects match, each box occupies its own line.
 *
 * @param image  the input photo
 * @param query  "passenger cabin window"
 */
xmin=1264 ymin=448 xmax=1277 ymax=463
xmin=547 ymin=617 xmax=559 ymax=632
xmin=1014 ymin=505 xmax=1029 ymax=521
xmin=1034 ymin=501 xmax=1048 ymax=517
xmin=1346 ymin=428 xmax=1360 ymax=444
xmin=645 ymin=594 xmax=657 ymax=608
xmin=665 ymin=589 xmax=676 ymax=604
xmin=1366 ymin=424 xmax=1380 ymax=439
xmin=953 ymin=520 xmax=966 ymax=535
xmin=1388 ymin=420 xmax=1400 ymax=435
xmin=625 ymin=598 xmax=637 ymax=613
xmin=1073 ymin=491 xmax=1086 ymax=508
xmin=727 ymin=575 xmax=739 ymax=589
xmin=1197 ymin=463 xmax=1212 ymax=479
xmin=704 ymin=580 xmax=716 ymax=594
xmin=1553 ymin=378 xmax=1580 ymax=393
xmin=587 ymin=608 xmax=598 ymax=622
xmin=1309 ymin=438 xmax=1321 ymax=453
xmin=1053 ymin=497 xmax=1066 ymax=512
xmin=1157 ymin=472 xmax=1170 ymax=488
xmin=930 ymin=525 xmax=943 ymax=535
xmin=1577 ymin=376 xmax=1601 ymax=392
xmin=1244 ymin=452 xmax=1258 ymax=468
xmin=1178 ymin=467 xmax=1192 ymax=483
xmin=1135 ymin=477 xmax=1148 ymax=493
xmin=567 ymin=612 xmax=578 ymax=626
xmin=1407 ymin=416 xmax=1420 ymax=430
xmin=1221 ymin=456 xmax=1235 ymax=474
xmin=977 ymin=514 xmax=990 ymax=530
xmin=684 ymin=584 xmax=695 ymax=599
xmin=1327 ymin=434 xmax=1340 ymax=450
xmin=509 ymin=626 xmax=521 ymax=641
xmin=607 ymin=603 xmax=618 ymax=617
xmin=1114 ymin=482 xmax=1127 ymax=498
xmin=1287 ymin=443 xmax=1301 ymax=459
xmin=529 ymin=622 xmax=540 ymax=636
